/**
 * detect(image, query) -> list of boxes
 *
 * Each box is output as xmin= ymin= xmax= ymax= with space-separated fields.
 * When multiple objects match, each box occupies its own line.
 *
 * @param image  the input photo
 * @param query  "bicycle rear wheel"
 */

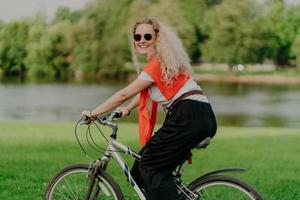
xmin=44 ymin=164 xmax=124 ymax=200
xmin=186 ymin=175 xmax=263 ymax=200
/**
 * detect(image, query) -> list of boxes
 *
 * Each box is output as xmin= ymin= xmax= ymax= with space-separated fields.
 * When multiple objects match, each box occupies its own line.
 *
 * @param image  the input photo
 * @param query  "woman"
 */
xmin=81 ymin=18 xmax=217 ymax=200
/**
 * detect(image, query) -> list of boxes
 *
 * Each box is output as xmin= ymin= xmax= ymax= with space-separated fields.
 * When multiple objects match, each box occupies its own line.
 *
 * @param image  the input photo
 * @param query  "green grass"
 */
xmin=0 ymin=122 xmax=299 ymax=199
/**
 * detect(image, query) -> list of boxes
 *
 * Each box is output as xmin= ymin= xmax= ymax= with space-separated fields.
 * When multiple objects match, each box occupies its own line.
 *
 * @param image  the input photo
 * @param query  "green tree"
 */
xmin=83 ymin=0 xmax=206 ymax=70
xmin=178 ymin=0 xmax=209 ymax=62
xmin=25 ymin=21 xmax=51 ymax=77
xmin=26 ymin=21 xmax=72 ymax=78
xmin=292 ymin=34 xmax=300 ymax=70
xmin=3 ymin=0 xmax=300 ymax=80
xmin=261 ymin=1 xmax=300 ymax=66
xmin=0 ymin=20 xmax=30 ymax=75
xmin=82 ymin=0 xmax=132 ymax=76
xmin=69 ymin=19 xmax=100 ymax=74
xmin=286 ymin=5 xmax=300 ymax=67
xmin=200 ymin=0 xmax=264 ymax=65
xmin=53 ymin=7 xmax=82 ymax=23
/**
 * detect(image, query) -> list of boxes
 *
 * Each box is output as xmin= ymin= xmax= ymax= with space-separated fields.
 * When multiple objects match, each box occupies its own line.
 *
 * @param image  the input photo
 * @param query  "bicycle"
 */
xmin=44 ymin=110 xmax=263 ymax=200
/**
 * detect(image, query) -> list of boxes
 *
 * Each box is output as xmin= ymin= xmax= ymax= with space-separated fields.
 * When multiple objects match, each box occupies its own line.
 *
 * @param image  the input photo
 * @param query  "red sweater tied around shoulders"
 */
xmin=138 ymin=57 xmax=189 ymax=146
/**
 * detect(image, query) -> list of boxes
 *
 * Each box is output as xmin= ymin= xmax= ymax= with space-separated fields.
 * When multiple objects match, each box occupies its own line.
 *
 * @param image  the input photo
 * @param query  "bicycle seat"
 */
xmin=195 ymin=137 xmax=211 ymax=150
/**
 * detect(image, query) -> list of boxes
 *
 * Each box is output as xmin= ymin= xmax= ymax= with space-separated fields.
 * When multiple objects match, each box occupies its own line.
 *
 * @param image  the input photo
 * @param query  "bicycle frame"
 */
xmin=99 ymin=135 xmax=146 ymax=199
xmin=80 ymin=114 xmax=202 ymax=200
xmin=42 ymin=112 xmax=262 ymax=200
xmin=90 ymin=129 xmax=198 ymax=200
xmin=97 ymin=135 xmax=215 ymax=200
xmin=81 ymin=114 xmax=248 ymax=200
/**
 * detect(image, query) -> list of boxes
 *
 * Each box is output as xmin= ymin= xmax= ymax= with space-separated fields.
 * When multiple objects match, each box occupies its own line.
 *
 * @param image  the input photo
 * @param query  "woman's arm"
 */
xmin=81 ymin=78 xmax=152 ymax=117
xmin=117 ymin=93 xmax=140 ymax=117
xmin=126 ymin=93 xmax=140 ymax=111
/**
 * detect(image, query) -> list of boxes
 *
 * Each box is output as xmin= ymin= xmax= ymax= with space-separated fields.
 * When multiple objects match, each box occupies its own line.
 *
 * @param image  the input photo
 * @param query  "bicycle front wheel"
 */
xmin=187 ymin=175 xmax=263 ymax=200
xmin=44 ymin=164 xmax=124 ymax=200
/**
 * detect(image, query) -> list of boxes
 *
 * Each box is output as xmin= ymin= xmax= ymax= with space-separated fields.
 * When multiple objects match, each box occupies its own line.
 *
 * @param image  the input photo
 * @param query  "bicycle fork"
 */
xmin=84 ymin=155 xmax=111 ymax=200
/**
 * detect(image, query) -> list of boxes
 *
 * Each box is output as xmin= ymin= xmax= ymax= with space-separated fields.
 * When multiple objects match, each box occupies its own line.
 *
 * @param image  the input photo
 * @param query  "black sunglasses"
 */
xmin=133 ymin=33 xmax=153 ymax=41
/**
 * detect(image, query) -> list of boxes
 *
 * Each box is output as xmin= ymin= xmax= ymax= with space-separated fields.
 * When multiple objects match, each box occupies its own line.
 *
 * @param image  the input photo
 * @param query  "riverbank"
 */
xmin=0 ymin=121 xmax=299 ymax=199
xmin=193 ymin=73 xmax=300 ymax=84
xmin=2 ymin=65 xmax=300 ymax=85
xmin=125 ymin=67 xmax=300 ymax=85
xmin=191 ymin=64 xmax=300 ymax=84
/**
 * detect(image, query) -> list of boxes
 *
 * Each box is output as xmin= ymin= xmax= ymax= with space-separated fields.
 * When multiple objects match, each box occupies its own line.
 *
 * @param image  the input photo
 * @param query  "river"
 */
xmin=0 ymin=81 xmax=299 ymax=128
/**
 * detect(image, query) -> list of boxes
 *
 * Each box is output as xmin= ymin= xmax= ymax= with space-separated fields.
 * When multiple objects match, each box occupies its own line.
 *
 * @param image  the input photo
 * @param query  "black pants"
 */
xmin=131 ymin=100 xmax=217 ymax=200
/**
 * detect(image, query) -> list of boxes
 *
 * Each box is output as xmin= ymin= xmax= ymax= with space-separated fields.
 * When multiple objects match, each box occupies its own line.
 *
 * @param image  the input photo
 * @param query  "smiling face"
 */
xmin=133 ymin=24 xmax=157 ymax=59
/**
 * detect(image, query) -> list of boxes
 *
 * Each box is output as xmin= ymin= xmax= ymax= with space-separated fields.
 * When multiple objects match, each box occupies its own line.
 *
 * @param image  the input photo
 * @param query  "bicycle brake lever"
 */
xmin=77 ymin=120 xmax=86 ymax=127
xmin=77 ymin=116 xmax=95 ymax=127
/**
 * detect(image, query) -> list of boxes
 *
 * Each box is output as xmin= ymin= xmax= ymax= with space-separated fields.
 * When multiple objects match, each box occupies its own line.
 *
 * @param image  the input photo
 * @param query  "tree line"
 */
xmin=0 ymin=0 xmax=300 ymax=80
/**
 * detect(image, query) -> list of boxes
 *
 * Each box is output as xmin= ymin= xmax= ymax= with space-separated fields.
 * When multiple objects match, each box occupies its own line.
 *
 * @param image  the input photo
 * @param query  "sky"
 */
xmin=0 ymin=0 xmax=299 ymax=22
xmin=0 ymin=0 xmax=90 ymax=22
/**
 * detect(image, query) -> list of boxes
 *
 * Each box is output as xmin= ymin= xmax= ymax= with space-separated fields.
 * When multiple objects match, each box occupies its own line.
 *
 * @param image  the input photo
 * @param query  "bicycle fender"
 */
xmin=198 ymin=168 xmax=247 ymax=179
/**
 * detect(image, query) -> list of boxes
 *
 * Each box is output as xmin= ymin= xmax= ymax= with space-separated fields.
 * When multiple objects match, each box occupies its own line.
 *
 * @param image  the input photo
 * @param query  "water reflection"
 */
xmin=0 ymin=82 xmax=299 ymax=128
xmin=201 ymin=83 xmax=300 ymax=128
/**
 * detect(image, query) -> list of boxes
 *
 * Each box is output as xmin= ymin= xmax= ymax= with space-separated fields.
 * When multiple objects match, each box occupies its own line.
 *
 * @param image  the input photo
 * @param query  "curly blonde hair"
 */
xmin=130 ymin=18 xmax=192 ymax=85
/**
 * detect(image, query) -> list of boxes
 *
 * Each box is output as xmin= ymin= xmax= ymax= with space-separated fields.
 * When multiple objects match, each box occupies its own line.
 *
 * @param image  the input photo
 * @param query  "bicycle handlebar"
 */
xmin=107 ymin=109 xmax=122 ymax=121
xmin=78 ymin=109 xmax=122 ymax=127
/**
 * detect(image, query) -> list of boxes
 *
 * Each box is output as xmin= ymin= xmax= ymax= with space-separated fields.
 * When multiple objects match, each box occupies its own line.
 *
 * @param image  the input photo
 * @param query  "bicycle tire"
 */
xmin=185 ymin=175 xmax=263 ymax=200
xmin=44 ymin=164 xmax=124 ymax=200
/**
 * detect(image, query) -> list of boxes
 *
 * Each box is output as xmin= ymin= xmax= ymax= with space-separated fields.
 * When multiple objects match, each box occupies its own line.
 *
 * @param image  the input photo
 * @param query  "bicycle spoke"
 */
xmin=203 ymin=189 xmax=213 ymax=200
xmin=46 ymin=166 xmax=124 ymax=200
xmin=73 ymin=172 xmax=82 ymax=200
xmin=52 ymin=171 xmax=88 ymax=200
xmin=56 ymin=184 xmax=76 ymax=199
xmin=53 ymin=189 xmax=71 ymax=200
xmin=62 ymin=176 xmax=78 ymax=199
xmin=71 ymin=173 xmax=81 ymax=199
xmin=187 ymin=176 xmax=260 ymax=200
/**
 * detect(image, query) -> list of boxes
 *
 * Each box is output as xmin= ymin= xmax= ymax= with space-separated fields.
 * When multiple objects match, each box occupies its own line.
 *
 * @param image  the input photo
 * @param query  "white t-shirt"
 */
xmin=138 ymin=72 xmax=209 ymax=108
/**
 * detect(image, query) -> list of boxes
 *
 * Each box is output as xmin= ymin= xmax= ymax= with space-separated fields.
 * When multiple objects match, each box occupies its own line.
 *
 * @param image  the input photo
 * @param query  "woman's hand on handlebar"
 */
xmin=116 ymin=106 xmax=130 ymax=117
xmin=81 ymin=110 xmax=93 ymax=118
xmin=81 ymin=110 xmax=97 ymax=123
